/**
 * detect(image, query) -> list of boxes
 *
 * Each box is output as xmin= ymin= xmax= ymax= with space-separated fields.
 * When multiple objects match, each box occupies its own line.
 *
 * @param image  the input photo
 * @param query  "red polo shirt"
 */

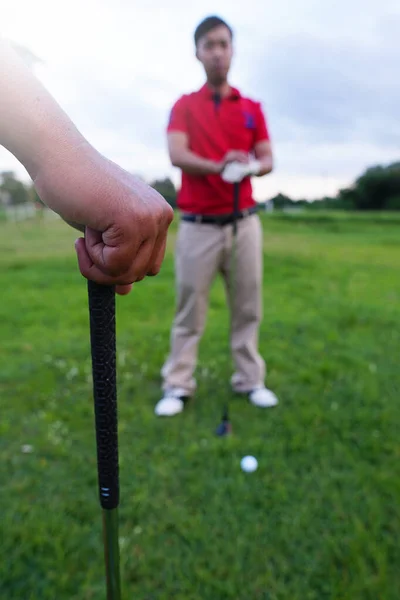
xmin=167 ymin=84 xmax=270 ymax=215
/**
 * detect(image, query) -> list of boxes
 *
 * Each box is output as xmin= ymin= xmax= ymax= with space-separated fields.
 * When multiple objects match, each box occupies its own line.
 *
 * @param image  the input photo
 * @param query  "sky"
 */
xmin=1 ymin=0 xmax=399 ymax=200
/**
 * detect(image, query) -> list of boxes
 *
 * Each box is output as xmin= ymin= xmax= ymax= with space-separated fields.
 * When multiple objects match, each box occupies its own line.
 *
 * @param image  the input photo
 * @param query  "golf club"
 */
xmin=87 ymin=280 xmax=121 ymax=600
xmin=215 ymin=181 xmax=240 ymax=436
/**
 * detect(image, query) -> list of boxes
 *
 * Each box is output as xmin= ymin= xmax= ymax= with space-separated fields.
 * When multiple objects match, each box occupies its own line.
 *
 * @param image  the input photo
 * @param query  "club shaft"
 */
xmin=225 ymin=183 xmax=240 ymax=419
xmin=233 ymin=181 xmax=239 ymax=235
xmin=103 ymin=508 xmax=121 ymax=600
xmin=231 ymin=182 xmax=240 ymax=315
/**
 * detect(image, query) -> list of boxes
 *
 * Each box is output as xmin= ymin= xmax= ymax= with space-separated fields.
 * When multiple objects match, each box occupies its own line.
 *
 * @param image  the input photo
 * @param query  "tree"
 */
xmin=266 ymin=162 xmax=400 ymax=212
xmin=333 ymin=188 xmax=356 ymax=210
xmin=150 ymin=177 xmax=177 ymax=209
xmin=353 ymin=163 xmax=400 ymax=210
xmin=269 ymin=193 xmax=293 ymax=210
xmin=386 ymin=195 xmax=400 ymax=210
xmin=0 ymin=171 xmax=30 ymax=205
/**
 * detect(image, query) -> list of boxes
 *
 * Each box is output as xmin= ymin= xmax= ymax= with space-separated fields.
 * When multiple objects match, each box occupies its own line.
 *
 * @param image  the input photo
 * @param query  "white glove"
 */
xmin=221 ymin=159 xmax=261 ymax=183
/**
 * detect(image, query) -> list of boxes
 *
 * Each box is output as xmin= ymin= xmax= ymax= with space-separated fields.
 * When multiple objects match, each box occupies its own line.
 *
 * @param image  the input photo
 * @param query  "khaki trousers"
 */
xmin=161 ymin=213 xmax=265 ymax=395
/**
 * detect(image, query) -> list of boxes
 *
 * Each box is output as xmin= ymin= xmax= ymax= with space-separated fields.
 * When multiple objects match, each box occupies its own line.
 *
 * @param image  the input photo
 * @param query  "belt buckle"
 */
xmin=195 ymin=215 xmax=202 ymax=224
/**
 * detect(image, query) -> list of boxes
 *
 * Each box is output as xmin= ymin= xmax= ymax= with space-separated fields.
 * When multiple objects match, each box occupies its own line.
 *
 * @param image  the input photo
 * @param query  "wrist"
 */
xmin=32 ymin=141 xmax=104 ymax=225
xmin=248 ymin=159 xmax=262 ymax=176
xmin=211 ymin=160 xmax=223 ymax=175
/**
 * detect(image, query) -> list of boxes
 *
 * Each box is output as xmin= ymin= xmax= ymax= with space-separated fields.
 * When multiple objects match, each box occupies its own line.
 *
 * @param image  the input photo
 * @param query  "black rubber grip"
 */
xmin=87 ymin=280 xmax=119 ymax=510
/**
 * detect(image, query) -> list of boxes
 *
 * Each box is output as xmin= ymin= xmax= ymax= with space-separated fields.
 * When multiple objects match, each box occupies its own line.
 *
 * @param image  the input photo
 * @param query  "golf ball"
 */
xmin=240 ymin=455 xmax=258 ymax=473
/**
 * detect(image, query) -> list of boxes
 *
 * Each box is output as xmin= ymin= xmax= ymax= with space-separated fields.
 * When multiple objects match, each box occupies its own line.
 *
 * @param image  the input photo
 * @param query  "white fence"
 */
xmin=0 ymin=204 xmax=60 ymax=223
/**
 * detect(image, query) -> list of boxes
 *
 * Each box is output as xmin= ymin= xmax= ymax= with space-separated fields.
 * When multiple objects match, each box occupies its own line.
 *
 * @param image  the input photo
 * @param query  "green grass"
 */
xmin=1 ymin=212 xmax=399 ymax=599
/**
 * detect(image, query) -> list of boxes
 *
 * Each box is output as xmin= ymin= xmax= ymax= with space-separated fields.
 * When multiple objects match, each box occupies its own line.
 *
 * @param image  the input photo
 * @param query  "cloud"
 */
xmin=1 ymin=0 xmax=399 ymax=199
xmin=249 ymin=25 xmax=399 ymax=143
xmin=238 ymin=11 xmax=400 ymax=182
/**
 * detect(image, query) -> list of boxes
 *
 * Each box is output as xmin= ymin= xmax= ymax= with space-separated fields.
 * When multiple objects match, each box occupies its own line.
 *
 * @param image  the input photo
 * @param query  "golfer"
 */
xmin=0 ymin=38 xmax=173 ymax=294
xmin=156 ymin=16 xmax=279 ymax=416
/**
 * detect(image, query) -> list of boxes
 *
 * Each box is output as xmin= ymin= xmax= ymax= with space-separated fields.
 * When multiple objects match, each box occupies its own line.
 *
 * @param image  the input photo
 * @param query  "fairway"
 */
xmin=1 ymin=212 xmax=399 ymax=599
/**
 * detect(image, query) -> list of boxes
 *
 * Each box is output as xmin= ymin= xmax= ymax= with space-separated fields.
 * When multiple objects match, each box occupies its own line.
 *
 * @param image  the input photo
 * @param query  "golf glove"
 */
xmin=221 ymin=159 xmax=261 ymax=183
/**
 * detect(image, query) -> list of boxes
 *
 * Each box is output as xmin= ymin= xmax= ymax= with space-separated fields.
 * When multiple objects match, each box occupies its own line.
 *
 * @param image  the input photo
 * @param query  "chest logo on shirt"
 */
xmin=243 ymin=111 xmax=256 ymax=129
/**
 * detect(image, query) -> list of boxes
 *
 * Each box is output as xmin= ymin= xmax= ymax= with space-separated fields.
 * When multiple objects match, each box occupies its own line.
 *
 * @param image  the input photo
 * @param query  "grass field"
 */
xmin=1 ymin=212 xmax=400 ymax=599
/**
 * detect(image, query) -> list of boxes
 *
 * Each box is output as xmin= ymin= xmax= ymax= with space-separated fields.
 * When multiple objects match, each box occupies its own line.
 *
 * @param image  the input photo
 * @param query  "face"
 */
xmin=196 ymin=25 xmax=233 ymax=85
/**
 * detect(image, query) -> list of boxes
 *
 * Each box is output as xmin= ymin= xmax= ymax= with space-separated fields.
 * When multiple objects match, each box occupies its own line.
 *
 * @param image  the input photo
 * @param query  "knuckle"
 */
xmin=148 ymin=264 xmax=161 ymax=277
xmin=111 ymin=273 xmax=135 ymax=286
xmin=165 ymin=204 xmax=174 ymax=223
xmin=153 ymin=202 xmax=173 ymax=230
xmin=102 ymin=259 xmax=125 ymax=278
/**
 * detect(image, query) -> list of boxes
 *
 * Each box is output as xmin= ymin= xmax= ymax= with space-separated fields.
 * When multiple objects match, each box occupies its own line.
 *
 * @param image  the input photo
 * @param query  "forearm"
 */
xmin=0 ymin=38 xmax=88 ymax=180
xmin=256 ymin=155 xmax=273 ymax=176
xmin=171 ymin=149 xmax=220 ymax=176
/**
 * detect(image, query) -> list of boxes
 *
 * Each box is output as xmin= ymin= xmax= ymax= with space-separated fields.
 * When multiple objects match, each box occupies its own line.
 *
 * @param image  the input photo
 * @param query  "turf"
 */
xmin=1 ymin=212 xmax=399 ymax=599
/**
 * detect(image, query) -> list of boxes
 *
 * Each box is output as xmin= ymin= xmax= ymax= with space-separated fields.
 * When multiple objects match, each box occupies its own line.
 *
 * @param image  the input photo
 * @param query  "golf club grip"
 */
xmin=88 ymin=280 xmax=119 ymax=511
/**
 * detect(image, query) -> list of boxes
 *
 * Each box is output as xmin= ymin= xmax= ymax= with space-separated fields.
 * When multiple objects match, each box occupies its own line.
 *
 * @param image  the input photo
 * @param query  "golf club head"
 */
xmin=215 ymin=420 xmax=232 ymax=437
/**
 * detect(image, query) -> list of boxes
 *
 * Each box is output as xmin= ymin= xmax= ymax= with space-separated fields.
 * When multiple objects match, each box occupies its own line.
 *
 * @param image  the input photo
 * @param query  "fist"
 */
xmin=33 ymin=145 xmax=174 ymax=295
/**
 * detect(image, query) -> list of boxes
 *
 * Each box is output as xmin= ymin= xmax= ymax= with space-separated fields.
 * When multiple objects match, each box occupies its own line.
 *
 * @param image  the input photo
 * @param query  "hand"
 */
xmin=221 ymin=159 xmax=261 ymax=183
xmin=223 ymin=150 xmax=249 ymax=166
xmin=214 ymin=150 xmax=249 ymax=174
xmin=33 ymin=145 xmax=174 ymax=295
xmin=0 ymin=38 xmax=174 ymax=296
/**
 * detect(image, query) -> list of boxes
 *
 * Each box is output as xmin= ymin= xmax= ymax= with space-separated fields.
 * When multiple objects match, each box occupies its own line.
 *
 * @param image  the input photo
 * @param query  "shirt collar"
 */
xmin=199 ymin=83 xmax=241 ymax=101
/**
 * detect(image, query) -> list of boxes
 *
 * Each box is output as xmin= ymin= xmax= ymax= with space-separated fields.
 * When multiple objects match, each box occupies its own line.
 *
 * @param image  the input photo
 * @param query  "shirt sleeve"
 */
xmin=253 ymin=102 xmax=270 ymax=145
xmin=167 ymin=95 xmax=189 ymax=134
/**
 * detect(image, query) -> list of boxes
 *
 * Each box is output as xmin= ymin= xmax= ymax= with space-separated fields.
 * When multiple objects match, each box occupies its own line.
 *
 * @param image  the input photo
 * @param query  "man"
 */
xmin=0 ymin=38 xmax=173 ymax=294
xmin=155 ymin=16 xmax=279 ymax=416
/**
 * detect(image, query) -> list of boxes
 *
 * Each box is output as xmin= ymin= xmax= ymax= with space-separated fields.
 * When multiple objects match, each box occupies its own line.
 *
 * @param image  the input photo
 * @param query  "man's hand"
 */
xmin=221 ymin=159 xmax=261 ymax=183
xmin=216 ymin=150 xmax=249 ymax=173
xmin=33 ymin=145 xmax=174 ymax=295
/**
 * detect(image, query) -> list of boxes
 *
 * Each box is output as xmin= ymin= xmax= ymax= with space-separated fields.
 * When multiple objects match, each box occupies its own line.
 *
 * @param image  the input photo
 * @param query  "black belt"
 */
xmin=181 ymin=205 xmax=258 ymax=226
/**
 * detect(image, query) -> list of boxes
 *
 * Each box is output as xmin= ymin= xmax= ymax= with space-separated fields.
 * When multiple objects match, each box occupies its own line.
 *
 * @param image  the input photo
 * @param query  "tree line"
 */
xmin=1 ymin=161 xmax=399 ymax=212
xmin=270 ymin=162 xmax=400 ymax=211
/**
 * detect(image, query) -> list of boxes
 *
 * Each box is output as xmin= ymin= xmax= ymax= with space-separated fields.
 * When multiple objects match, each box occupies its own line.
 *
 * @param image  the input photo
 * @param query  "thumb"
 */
xmin=75 ymin=237 xmax=94 ymax=274
xmin=84 ymin=227 xmax=107 ymax=272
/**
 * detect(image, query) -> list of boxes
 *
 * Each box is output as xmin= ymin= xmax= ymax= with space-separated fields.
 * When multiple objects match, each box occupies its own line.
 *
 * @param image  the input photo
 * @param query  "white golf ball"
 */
xmin=240 ymin=455 xmax=258 ymax=473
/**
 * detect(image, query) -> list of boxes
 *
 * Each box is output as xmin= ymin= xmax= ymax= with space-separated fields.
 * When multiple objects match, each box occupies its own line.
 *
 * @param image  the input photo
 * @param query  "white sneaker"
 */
xmin=248 ymin=386 xmax=279 ymax=408
xmin=154 ymin=388 xmax=188 ymax=417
